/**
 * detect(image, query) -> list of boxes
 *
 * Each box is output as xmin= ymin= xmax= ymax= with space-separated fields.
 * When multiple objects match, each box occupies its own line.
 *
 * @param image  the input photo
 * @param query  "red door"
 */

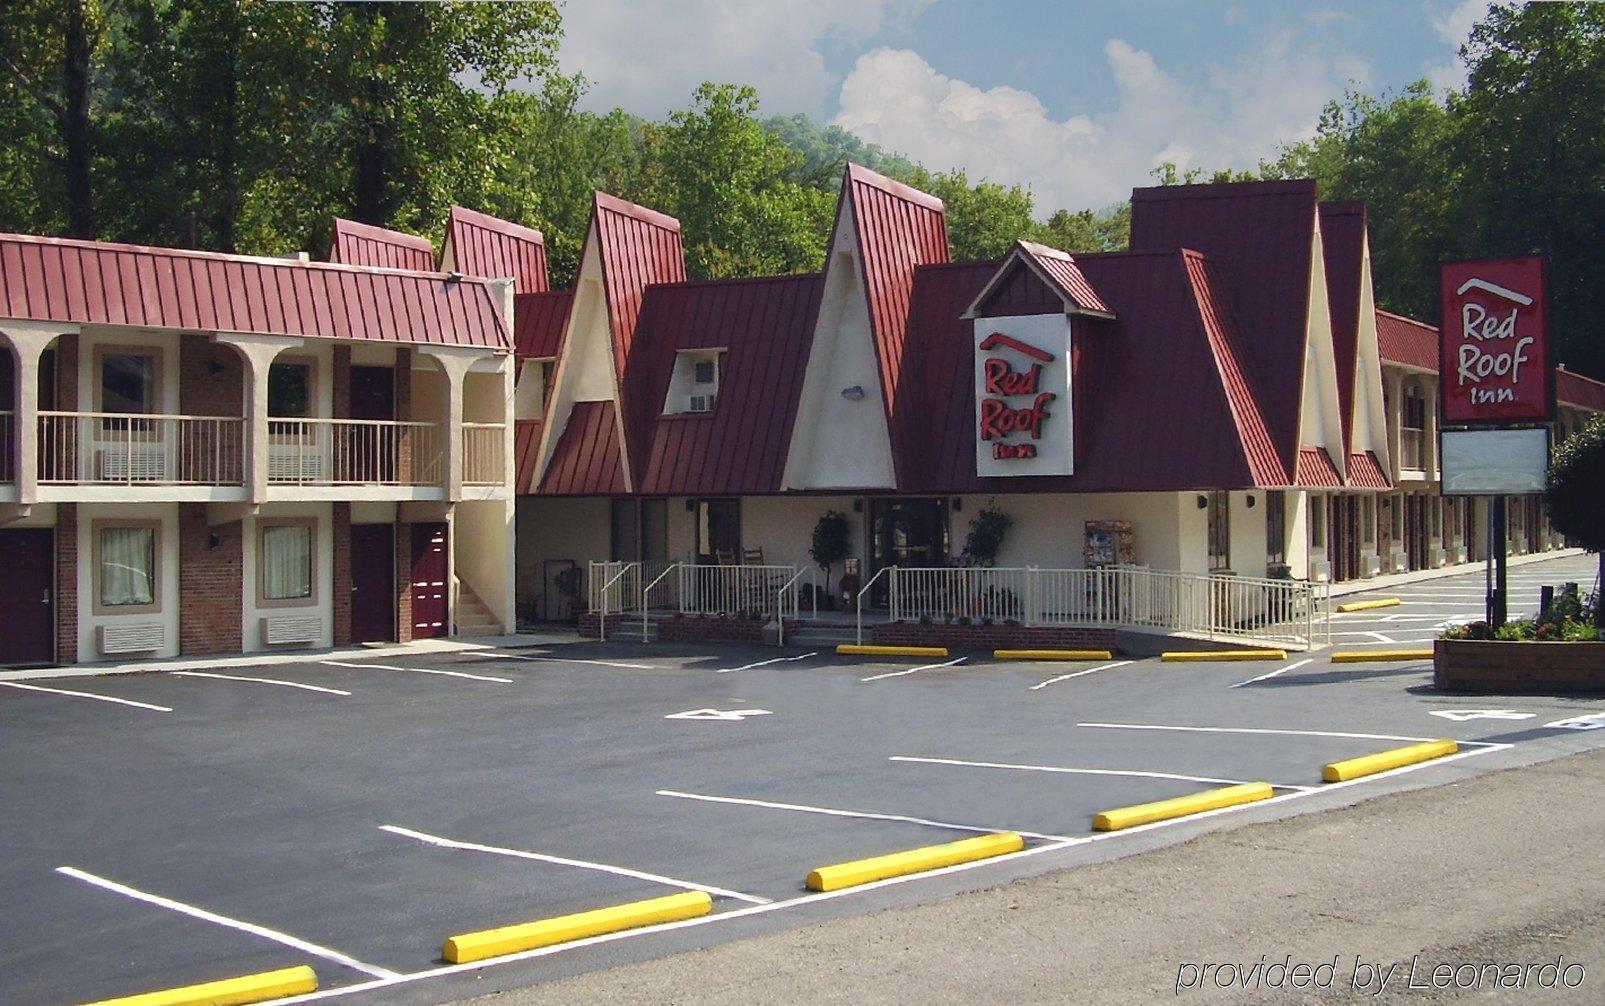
xmin=348 ymin=366 xmax=395 ymax=482
xmin=0 ymin=529 xmax=55 ymax=665
xmin=350 ymin=524 xmax=395 ymax=643
xmin=410 ymin=522 xmax=448 ymax=639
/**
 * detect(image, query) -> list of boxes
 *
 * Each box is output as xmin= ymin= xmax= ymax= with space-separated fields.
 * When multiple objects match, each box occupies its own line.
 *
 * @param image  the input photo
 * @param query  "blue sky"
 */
xmin=557 ymin=0 xmax=1492 ymax=211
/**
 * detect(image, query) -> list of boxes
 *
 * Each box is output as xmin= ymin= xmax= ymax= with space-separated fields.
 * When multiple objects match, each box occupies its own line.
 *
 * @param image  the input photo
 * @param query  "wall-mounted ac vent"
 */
xmin=261 ymin=614 xmax=321 ymax=646
xmin=688 ymin=394 xmax=715 ymax=414
xmin=99 ymin=622 xmax=164 ymax=655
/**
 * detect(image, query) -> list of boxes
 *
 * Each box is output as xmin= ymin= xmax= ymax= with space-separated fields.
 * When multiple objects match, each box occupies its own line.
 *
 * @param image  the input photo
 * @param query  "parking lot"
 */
xmin=3 ymin=554 xmax=1603 ymax=1006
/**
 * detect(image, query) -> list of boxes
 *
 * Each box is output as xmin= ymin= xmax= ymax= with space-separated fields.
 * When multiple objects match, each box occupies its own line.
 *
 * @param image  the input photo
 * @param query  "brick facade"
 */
xmin=395 ymin=520 xmax=414 ymax=643
xmin=55 ymin=503 xmax=77 ymax=664
xmin=332 ymin=503 xmax=352 ymax=646
xmin=332 ymin=346 xmax=351 ymax=419
xmin=179 ymin=334 xmax=244 ymax=415
xmin=178 ymin=503 xmax=243 ymax=655
xmin=871 ymin=622 xmax=1120 ymax=653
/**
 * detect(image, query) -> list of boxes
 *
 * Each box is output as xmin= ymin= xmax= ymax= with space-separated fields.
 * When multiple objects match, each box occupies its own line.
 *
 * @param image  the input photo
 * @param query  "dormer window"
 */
xmin=664 ymin=348 xmax=725 ymax=415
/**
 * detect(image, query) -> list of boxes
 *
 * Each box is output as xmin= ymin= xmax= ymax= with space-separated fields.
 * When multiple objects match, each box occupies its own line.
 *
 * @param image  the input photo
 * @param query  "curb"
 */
xmin=1336 ymin=597 xmax=1402 ymax=613
xmin=994 ymin=649 xmax=1114 ymax=662
xmin=443 ymin=891 xmax=712 ymax=964
xmin=80 ymin=965 xmax=317 ymax=1006
xmin=1331 ymin=648 xmax=1434 ymax=663
xmin=805 ymin=832 xmax=1024 ymax=892
xmin=1092 ymin=783 xmax=1275 ymax=831
xmin=1322 ymin=739 xmax=1459 ymax=782
xmin=1161 ymin=649 xmax=1286 ymax=662
xmin=836 ymin=644 xmax=950 ymax=658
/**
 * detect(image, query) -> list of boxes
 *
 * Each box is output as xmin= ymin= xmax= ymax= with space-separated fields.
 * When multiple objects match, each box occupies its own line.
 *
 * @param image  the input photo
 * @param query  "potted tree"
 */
xmin=810 ymin=510 xmax=852 ymax=611
xmin=961 ymin=501 xmax=1014 ymax=567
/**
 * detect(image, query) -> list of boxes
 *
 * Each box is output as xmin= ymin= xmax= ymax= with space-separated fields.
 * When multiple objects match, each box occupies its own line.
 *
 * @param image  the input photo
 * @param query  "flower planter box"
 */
xmin=1434 ymin=639 xmax=1605 ymax=695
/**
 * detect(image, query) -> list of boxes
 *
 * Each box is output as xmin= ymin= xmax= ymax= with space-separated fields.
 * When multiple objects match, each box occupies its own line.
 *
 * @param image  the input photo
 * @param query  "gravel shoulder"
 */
xmin=456 ymin=748 xmax=1605 ymax=1004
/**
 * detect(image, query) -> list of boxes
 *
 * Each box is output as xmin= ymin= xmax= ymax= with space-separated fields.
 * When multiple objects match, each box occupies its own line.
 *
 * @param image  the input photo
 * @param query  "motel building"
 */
xmin=512 ymin=167 xmax=1602 ymax=646
xmin=0 ymin=207 xmax=525 ymax=668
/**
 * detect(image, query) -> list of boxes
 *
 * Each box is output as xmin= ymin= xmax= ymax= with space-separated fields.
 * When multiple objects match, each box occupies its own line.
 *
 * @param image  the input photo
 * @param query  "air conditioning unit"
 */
xmin=688 ymin=394 xmax=715 ymax=413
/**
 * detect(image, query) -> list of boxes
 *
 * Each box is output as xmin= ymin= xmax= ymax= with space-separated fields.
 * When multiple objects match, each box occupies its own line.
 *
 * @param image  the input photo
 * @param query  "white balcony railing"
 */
xmin=462 ymin=422 xmax=506 ymax=486
xmin=38 ymin=412 xmax=245 ymax=485
xmin=267 ymin=418 xmax=443 ymax=486
xmin=0 ymin=411 xmax=12 ymax=483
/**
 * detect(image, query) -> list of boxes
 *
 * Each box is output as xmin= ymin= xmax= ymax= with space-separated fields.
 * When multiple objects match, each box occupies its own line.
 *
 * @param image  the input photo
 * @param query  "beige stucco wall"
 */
xmin=453 ymin=498 xmax=515 ymax=629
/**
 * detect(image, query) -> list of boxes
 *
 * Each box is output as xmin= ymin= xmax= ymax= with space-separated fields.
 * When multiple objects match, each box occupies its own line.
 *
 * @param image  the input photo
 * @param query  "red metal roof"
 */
xmin=1130 ymin=179 xmax=1319 ymax=476
xmin=539 ymin=400 xmax=626 ymax=495
xmin=329 ymin=218 xmax=436 ymax=271
xmin=905 ymin=249 xmax=1286 ymax=494
xmin=1558 ymin=368 xmax=1605 ymax=411
xmin=1295 ymin=446 xmax=1344 ymax=488
xmin=514 ymin=290 xmax=572 ymax=359
xmin=1017 ymin=241 xmax=1112 ymax=315
xmin=841 ymin=163 xmax=950 ymax=485
xmin=444 ymin=205 xmax=549 ymax=294
xmin=1375 ymin=309 xmax=1438 ymax=371
xmin=633 ymin=274 xmax=824 ymax=495
xmin=1347 ymin=451 xmax=1392 ymax=489
xmin=1319 ymin=201 xmax=1366 ymax=455
xmin=0 ymin=232 xmax=509 ymax=350
xmin=514 ymin=419 xmax=545 ymax=494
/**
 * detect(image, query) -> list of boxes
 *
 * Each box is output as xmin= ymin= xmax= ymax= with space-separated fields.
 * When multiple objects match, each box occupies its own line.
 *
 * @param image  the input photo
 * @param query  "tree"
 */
xmin=1545 ymin=415 xmax=1605 ymax=625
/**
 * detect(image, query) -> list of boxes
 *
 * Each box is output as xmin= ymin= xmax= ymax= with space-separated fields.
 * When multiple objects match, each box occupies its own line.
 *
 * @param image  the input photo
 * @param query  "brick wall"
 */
xmin=56 ymin=503 xmax=77 ymax=664
xmin=55 ymin=334 xmax=77 ymax=409
xmin=871 ymin=622 xmax=1119 ymax=653
xmin=177 ymin=503 xmax=243 ymax=655
xmin=332 ymin=346 xmax=351 ymax=419
xmin=179 ymin=334 xmax=244 ymax=415
xmin=395 ymin=520 xmax=413 ymax=643
xmin=332 ymin=503 xmax=352 ymax=646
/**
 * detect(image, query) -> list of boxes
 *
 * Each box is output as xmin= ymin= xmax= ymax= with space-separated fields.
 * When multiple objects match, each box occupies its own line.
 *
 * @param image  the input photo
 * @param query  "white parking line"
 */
xmin=860 ymin=656 xmax=967 ymax=681
xmin=474 ymin=652 xmax=659 ymax=670
xmin=172 ymin=671 xmax=350 ymax=696
xmin=656 ymin=789 xmax=1073 ymax=842
xmin=717 ymin=652 xmax=818 ymax=674
xmin=1328 ymin=631 xmax=1398 ymax=643
xmin=379 ymin=825 xmax=769 ymax=905
xmin=0 ymin=679 xmax=172 ymax=712
xmin=888 ymin=755 xmax=1315 ymax=791
xmin=1076 ymin=722 xmax=1502 ymax=745
xmin=320 ymin=661 xmax=512 ymax=683
xmin=1230 ymin=657 xmax=1314 ymax=689
xmin=56 ymin=866 xmax=399 ymax=979
xmin=1029 ymin=660 xmax=1132 ymax=690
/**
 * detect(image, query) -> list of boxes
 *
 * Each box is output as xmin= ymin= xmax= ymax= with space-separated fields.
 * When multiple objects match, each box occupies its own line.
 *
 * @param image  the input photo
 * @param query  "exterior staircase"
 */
xmin=453 ymin=578 xmax=503 ymax=637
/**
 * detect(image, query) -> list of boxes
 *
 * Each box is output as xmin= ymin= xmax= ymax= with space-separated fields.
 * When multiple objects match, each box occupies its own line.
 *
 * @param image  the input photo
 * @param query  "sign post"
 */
xmin=1439 ymin=256 xmax=1551 ymax=629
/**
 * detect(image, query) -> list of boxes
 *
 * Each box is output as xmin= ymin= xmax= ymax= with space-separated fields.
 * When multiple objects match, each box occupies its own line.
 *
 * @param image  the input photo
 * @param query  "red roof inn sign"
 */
xmin=1439 ymin=257 xmax=1552 ymax=425
xmin=975 ymin=314 xmax=1073 ymax=476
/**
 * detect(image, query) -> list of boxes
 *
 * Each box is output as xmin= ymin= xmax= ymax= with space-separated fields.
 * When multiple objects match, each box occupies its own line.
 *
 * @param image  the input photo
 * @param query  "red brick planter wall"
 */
xmin=1434 ymin=639 xmax=1605 ymax=695
xmin=873 ymin=622 xmax=1119 ymax=653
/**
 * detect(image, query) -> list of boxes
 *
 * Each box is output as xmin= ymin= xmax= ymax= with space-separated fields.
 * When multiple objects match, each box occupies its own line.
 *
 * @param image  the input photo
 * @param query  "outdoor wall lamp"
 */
xmin=951 ymin=497 xmax=963 ymax=511
xmin=208 ymin=533 xmax=221 ymax=550
xmin=1196 ymin=495 xmax=1209 ymax=509
xmin=1247 ymin=495 xmax=1257 ymax=508
xmin=841 ymin=385 xmax=865 ymax=401
xmin=209 ymin=360 xmax=224 ymax=379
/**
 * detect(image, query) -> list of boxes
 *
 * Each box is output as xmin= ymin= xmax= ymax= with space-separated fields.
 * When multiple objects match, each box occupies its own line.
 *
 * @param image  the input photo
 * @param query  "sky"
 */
xmin=556 ymin=0 xmax=1496 ymax=213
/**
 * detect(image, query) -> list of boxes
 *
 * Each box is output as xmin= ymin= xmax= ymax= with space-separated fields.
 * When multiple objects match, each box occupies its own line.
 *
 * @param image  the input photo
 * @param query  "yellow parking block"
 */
xmin=80 ymin=965 xmax=317 ymax=1006
xmin=805 ymin=832 xmax=1024 ymax=892
xmin=1331 ymin=648 xmax=1435 ymax=663
xmin=1322 ymin=739 xmax=1459 ymax=782
xmin=836 ymin=643 xmax=949 ymax=658
xmin=1092 ymin=782 xmax=1275 ymax=831
xmin=443 ymin=890 xmax=712 ymax=964
xmin=994 ymin=649 xmax=1114 ymax=661
xmin=1161 ymin=649 xmax=1287 ymax=662
xmin=1336 ymin=597 xmax=1402 ymax=612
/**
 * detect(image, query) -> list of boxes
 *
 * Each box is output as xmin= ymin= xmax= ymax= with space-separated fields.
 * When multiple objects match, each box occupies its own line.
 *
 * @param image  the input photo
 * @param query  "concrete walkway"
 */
xmin=1327 ymin=547 xmax=1587 ymax=597
xmin=458 ymin=748 xmax=1605 ymax=1004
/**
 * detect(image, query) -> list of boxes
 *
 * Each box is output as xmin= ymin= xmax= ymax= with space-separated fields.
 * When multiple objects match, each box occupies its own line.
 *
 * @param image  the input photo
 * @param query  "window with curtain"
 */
xmin=100 ymin=526 xmax=156 ymax=607
xmin=268 ymin=362 xmax=312 ymax=417
xmin=262 ymin=523 xmax=313 ymax=601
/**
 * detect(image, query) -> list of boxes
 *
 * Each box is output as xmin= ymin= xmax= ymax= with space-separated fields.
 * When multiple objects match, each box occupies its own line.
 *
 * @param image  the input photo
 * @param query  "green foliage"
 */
xmin=1444 ymin=615 xmax=1598 ymax=642
xmin=1547 ymin=413 xmax=1605 ymax=624
xmin=960 ymin=502 xmax=1014 ymax=567
xmin=809 ymin=510 xmax=852 ymax=576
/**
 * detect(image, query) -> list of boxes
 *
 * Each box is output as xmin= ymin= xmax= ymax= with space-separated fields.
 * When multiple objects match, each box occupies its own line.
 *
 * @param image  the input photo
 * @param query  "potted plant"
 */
xmin=961 ymin=501 xmax=1014 ymax=567
xmin=810 ymin=510 xmax=852 ymax=610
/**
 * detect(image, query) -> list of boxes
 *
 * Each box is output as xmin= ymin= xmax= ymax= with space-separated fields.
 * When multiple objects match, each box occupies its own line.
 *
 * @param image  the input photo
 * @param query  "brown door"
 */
xmin=410 ymin=522 xmax=449 ymax=639
xmin=350 ymin=524 xmax=395 ymax=643
xmin=0 ymin=529 xmax=54 ymax=665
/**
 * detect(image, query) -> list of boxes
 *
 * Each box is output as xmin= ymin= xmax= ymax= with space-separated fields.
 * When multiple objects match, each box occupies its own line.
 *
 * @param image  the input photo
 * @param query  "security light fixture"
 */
xmin=1247 ymin=495 xmax=1256 ymax=509
xmin=841 ymin=385 xmax=865 ymax=401
xmin=1197 ymin=495 xmax=1209 ymax=509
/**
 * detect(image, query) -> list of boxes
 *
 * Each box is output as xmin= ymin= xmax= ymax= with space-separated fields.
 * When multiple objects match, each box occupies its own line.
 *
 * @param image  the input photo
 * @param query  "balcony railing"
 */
xmin=462 ymin=422 xmax=506 ymax=486
xmin=39 ymin=412 xmax=246 ymax=485
xmin=1400 ymin=427 xmax=1425 ymax=471
xmin=267 ymin=418 xmax=443 ymax=486
xmin=0 ymin=411 xmax=12 ymax=484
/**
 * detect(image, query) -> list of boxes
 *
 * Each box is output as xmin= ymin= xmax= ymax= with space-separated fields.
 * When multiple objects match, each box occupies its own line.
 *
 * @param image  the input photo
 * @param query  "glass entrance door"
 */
xmin=869 ymin=498 xmax=949 ymax=605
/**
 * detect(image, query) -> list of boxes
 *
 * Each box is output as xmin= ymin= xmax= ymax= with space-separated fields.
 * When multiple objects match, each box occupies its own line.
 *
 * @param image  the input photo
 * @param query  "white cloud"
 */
xmin=833 ymin=37 xmax=1369 ymax=212
xmin=556 ymin=0 xmax=931 ymax=118
xmin=1425 ymin=0 xmax=1492 ymax=91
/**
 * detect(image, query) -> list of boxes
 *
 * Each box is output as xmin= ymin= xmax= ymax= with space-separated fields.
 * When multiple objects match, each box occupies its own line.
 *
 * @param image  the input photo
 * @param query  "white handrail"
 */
xmin=595 ymin=561 xmax=638 ymax=642
xmin=641 ymin=562 xmax=682 ymax=641
xmin=775 ymin=567 xmax=809 ymax=646
xmin=856 ymin=566 xmax=894 ymax=645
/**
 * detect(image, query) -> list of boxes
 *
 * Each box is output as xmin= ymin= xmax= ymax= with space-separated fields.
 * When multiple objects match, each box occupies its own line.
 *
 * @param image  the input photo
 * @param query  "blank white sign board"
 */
xmin=1440 ymin=427 xmax=1549 ymax=495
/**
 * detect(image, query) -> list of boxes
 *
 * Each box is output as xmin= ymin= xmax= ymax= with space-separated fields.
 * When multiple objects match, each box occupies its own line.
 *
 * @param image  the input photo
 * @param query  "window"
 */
xmin=98 ymin=348 xmax=160 ymax=414
xmin=1309 ymin=495 xmax=1326 ymax=549
xmin=268 ymin=361 xmax=313 ymax=417
xmin=695 ymin=498 xmax=741 ymax=563
xmin=610 ymin=498 xmax=670 ymax=562
xmin=1207 ymin=491 xmax=1230 ymax=570
xmin=1401 ymin=383 xmax=1426 ymax=470
xmin=261 ymin=521 xmax=314 ymax=604
xmin=664 ymin=349 xmax=725 ymax=414
xmin=1265 ymin=492 xmax=1286 ymax=565
xmin=96 ymin=523 xmax=158 ymax=612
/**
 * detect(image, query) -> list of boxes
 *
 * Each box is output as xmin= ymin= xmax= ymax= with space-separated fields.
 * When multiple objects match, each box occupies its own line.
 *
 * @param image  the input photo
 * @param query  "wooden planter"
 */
xmin=1434 ymin=639 xmax=1605 ymax=695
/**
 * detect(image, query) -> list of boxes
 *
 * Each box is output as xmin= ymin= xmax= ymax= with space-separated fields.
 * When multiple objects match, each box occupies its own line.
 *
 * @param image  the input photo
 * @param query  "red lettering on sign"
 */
xmin=993 ymin=442 xmax=1037 ymax=459
xmin=983 ymin=358 xmax=1042 ymax=396
xmin=1440 ymin=258 xmax=1550 ymax=425
xmin=979 ymin=392 xmax=1055 ymax=441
